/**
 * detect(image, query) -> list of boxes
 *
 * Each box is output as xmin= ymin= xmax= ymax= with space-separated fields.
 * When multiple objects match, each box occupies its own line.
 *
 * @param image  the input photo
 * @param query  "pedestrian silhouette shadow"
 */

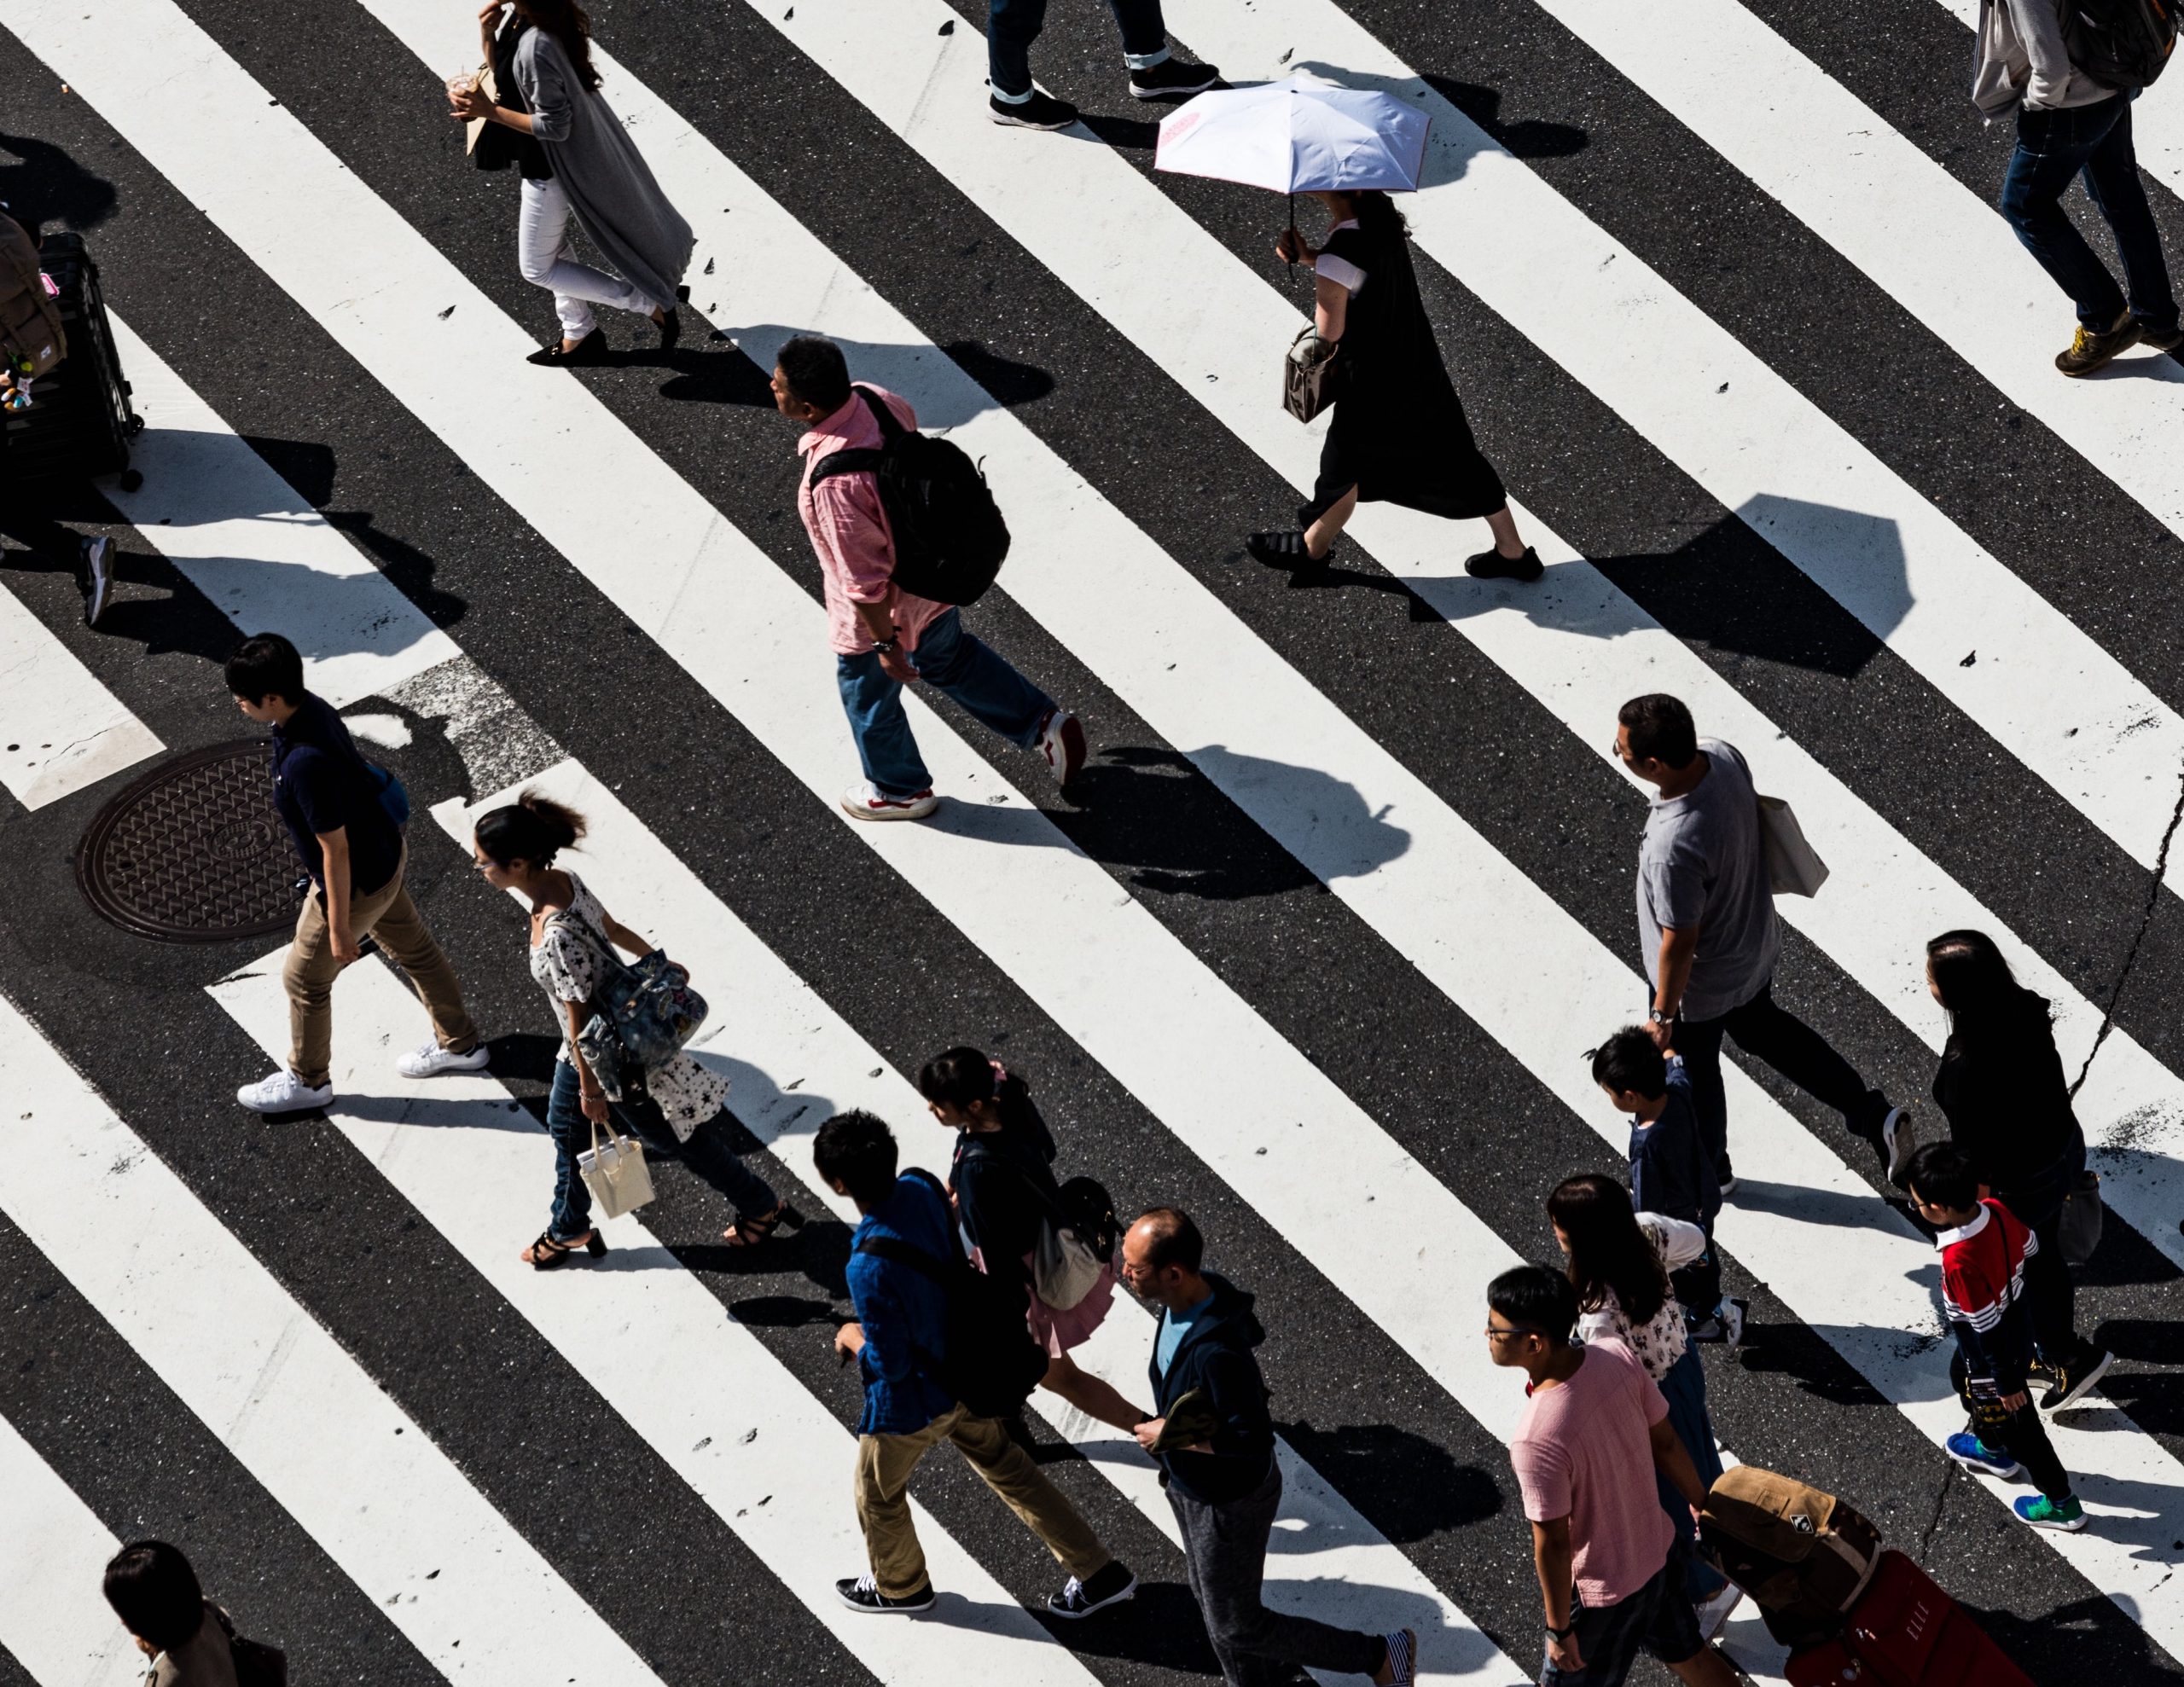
xmin=678 ymin=328 xmax=1059 ymax=425
xmin=1273 ymin=1419 xmax=1503 ymax=1543
xmin=1971 ymin=1591 xmax=2184 ymax=1684
xmin=0 ymin=130 xmax=119 ymax=233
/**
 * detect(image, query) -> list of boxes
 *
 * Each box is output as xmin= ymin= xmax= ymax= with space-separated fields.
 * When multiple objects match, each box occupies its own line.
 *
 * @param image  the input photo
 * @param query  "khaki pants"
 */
xmin=285 ymin=846 xmax=479 ymax=1088
xmin=856 ymin=1403 xmax=1110 ymax=1598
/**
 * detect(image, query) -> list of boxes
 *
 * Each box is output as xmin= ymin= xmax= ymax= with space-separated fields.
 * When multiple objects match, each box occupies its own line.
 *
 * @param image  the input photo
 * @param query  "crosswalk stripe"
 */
xmin=206 ymin=942 xmax=1101 ymax=1685
xmin=362 ymin=0 xmax=2184 ymax=1296
xmin=0 ymin=987 xmax=667 ymax=1685
xmin=0 ymin=1411 xmax=138 ymax=1687
xmin=423 ymin=761 xmax=1536 ymax=1685
xmin=0 ymin=579 xmax=162 ymax=809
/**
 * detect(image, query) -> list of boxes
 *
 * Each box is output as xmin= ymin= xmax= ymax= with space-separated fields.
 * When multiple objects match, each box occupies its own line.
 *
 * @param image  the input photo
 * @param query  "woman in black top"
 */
xmin=1926 ymin=930 xmax=2110 ymax=1408
xmin=920 ymin=1046 xmax=1141 ymax=1428
xmin=1248 ymin=190 xmax=1539 ymax=583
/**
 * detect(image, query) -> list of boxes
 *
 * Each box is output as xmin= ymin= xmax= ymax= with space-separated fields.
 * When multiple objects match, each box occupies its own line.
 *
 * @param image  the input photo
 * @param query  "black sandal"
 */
xmin=523 ymin=1229 xmax=606 ymax=1269
xmin=723 ymin=1202 xmax=805 ymax=1249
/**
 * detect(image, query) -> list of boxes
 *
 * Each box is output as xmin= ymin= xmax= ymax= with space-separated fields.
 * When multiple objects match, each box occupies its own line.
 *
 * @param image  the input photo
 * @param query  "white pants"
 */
xmin=517 ymin=175 xmax=654 ymax=339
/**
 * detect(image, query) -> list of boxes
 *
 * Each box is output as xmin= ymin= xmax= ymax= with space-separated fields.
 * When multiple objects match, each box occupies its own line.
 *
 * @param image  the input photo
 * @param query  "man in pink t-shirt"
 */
xmin=771 ymin=333 xmax=1088 ymax=822
xmin=1490 ymin=1266 xmax=1735 ymax=1687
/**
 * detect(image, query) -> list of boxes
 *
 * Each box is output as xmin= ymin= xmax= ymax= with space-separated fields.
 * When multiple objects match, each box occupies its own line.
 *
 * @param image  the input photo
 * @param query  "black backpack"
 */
xmin=2057 ymin=0 xmax=2176 ymax=89
xmin=855 ymin=1170 xmax=1048 ymax=1417
xmin=806 ymin=386 xmax=1010 ymax=606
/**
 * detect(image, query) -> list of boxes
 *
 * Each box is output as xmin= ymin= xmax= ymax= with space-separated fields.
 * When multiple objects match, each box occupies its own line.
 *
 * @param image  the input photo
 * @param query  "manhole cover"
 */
xmin=77 ymin=739 xmax=300 ymax=942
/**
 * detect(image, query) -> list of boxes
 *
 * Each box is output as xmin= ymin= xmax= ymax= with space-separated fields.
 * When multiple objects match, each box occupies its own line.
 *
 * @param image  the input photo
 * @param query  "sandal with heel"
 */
xmin=523 ymin=1229 xmax=605 ymax=1270
xmin=724 ymin=1201 xmax=805 ymax=1249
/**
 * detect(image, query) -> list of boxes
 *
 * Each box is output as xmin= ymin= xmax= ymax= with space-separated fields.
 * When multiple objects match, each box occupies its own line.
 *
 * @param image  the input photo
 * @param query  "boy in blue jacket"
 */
xmin=1594 ymin=1027 xmax=1745 ymax=1345
xmin=815 ymin=1110 xmax=1136 ymax=1616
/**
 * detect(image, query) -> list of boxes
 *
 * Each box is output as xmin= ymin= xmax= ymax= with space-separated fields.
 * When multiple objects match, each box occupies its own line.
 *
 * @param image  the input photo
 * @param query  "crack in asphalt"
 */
xmin=1914 ymin=1459 xmax=1957 ymax=1563
xmin=2070 ymin=746 xmax=2184 ymax=1102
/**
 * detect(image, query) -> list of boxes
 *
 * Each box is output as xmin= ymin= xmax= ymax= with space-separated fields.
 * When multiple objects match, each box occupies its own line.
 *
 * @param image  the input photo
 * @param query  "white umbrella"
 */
xmin=1153 ymin=78 xmax=1430 ymax=196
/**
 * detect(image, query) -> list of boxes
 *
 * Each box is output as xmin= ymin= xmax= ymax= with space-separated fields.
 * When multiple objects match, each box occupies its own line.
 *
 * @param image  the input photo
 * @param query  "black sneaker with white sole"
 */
xmin=2039 ymin=1348 xmax=2114 ymax=1414
xmin=1463 ymin=544 xmax=1543 ymax=582
xmin=1047 ymin=1560 xmax=1137 ymax=1618
xmin=990 ymin=89 xmax=1079 ymax=130
xmin=1129 ymin=57 xmax=1221 ymax=98
xmin=835 ymin=1573 xmax=936 ymax=1614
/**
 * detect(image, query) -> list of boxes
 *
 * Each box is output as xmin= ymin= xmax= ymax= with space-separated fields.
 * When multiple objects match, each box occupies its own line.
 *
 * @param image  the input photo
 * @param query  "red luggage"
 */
xmin=1786 ymin=1551 xmax=2035 ymax=1686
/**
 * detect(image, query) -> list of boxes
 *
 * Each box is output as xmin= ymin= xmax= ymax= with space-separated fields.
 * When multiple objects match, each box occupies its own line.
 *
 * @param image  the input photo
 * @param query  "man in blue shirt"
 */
xmin=225 ymin=634 xmax=485 ymax=1113
xmin=814 ymin=1110 xmax=1136 ymax=1619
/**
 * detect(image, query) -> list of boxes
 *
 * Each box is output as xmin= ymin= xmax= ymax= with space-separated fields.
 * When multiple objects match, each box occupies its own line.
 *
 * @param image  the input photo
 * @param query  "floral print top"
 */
xmin=528 ymin=872 xmax=726 ymax=1141
xmin=1575 ymin=1212 xmax=1708 ymax=1383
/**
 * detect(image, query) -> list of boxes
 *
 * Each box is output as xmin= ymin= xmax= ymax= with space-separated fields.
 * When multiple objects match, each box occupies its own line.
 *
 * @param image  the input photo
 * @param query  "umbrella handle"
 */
xmin=1285 ymin=191 xmax=1298 ymax=271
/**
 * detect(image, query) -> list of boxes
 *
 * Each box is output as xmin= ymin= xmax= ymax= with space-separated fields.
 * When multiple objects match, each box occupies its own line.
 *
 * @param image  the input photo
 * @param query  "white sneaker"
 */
xmin=1037 ymin=708 xmax=1088 ymax=786
xmin=396 ymin=1041 xmax=490 ymax=1079
xmin=1693 ymin=1581 xmax=1743 ymax=1641
xmin=82 ymin=536 xmax=113 ymax=627
xmin=236 ymin=1069 xmax=334 ymax=1113
xmin=1720 ymin=1296 xmax=1748 ymax=1347
xmin=1880 ymin=1104 xmax=1916 ymax=1186
xmin=840 ymin=780 xmax=938 ymax=821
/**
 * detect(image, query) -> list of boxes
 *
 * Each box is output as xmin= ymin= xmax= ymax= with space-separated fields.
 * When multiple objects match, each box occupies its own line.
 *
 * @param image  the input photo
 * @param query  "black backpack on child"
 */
xmin=2056 ymin=0 xmax=2176 ymax=90
xmin=805 ymin=385 xmax=1010 ymax=606
xmin=854 ymin=1169 xmax=1048 ymax=1418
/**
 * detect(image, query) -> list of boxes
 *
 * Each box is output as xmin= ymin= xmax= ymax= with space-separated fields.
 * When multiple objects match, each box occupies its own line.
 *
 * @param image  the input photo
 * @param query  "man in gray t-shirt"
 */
xmin=1617 ymin=694 xmax=1909 ymax=1191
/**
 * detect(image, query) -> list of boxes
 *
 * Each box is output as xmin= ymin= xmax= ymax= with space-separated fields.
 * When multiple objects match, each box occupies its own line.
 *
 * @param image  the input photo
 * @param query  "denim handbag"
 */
xmin=550 ymin=907 xmax=708 ymax=1099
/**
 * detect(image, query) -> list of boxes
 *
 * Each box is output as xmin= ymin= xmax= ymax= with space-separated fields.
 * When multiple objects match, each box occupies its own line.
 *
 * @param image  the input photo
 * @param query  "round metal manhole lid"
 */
xmin=77 ymin=739 xmax=299 ymax=942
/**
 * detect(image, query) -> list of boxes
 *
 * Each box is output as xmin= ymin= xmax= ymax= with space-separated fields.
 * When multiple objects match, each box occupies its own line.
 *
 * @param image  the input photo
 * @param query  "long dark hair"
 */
xmin=1548 ymin=1174 xmax=1671 ymax=1327
xmin=1340 ymin=188 xmax=1409 ymax=241
xmin=511 ymin=0 xmax=601 ymax=92
xmin=474 ymin=790 xmax=586 ymax=868
xmin=1926 ymin=929 xmax=2048 ymax=1048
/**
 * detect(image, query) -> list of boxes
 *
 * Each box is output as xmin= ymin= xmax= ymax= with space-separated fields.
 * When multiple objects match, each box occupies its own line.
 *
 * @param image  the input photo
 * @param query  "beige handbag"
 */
xmin=1757 ymin=793 xmax=1829 ymax=896
xmin=1282 ymin=326 xmax=1342 ymax=423
xmin=577 ymin=1117 xmax=655 ymax=1219
xmin=1030 ymin=1218 xmax=1106 ymax=1311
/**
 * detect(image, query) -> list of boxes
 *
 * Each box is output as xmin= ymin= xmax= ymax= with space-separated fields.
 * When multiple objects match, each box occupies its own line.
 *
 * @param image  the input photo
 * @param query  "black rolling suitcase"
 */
xmin=1 ymin=230 xmax=141 ymax=487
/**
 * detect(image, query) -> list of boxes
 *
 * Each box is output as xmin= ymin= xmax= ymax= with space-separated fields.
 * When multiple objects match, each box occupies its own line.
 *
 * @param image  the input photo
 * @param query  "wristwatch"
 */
xmin=1546 ymin=1620 xmax=1576 ymax=1642
xmin=870 ymin=634 xmax=900 ymax=653
xmin=1647 ymin=1005 xmax=1674 ymax=1025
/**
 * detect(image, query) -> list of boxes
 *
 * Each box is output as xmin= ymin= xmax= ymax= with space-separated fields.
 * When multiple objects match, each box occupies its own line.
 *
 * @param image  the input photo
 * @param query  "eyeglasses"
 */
xmin=1484 ymin=1325 xmax=1548 ymax=1341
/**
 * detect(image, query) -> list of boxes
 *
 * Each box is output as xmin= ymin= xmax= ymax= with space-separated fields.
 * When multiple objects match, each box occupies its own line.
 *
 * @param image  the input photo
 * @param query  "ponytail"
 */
xmin=474 ymin=790 xmax=586 ymax=868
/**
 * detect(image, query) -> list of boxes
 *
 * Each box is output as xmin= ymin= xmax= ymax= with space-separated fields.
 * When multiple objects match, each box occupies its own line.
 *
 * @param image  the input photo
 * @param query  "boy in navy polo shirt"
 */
xmin=225 ymin=634 xmax=485 ymax=1113
xmin=1594 ymin=1027 xmax=1745 ymax=1346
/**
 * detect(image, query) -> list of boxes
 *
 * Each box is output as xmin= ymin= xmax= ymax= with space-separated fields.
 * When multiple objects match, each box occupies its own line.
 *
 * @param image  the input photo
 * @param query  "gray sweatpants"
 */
xmin=1168 ymin=1460 xmax=1384 ymax=1684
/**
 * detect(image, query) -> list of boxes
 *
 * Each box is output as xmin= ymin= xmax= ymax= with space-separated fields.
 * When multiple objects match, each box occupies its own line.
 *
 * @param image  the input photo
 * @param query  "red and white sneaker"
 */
xmin=840 ymin=780 xmax=938 ymax=821
xmin=1037 ymin=709 xmax=1087 ymax=786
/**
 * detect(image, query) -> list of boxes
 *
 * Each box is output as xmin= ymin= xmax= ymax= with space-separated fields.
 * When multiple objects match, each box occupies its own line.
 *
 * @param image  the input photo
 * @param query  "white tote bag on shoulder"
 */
xmin=1757 ymin=794 xmax=1829 ymax=897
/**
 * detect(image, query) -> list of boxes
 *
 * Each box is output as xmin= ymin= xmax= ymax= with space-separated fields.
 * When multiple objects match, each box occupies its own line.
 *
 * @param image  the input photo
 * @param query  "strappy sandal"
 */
xmin=522 ymin=1229 xmax=605 ymax=1270
xmin=723 ymin=1201 xmax=805 ymax=1249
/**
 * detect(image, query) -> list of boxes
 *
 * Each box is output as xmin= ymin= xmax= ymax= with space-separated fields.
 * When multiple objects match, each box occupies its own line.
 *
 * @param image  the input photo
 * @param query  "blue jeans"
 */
xmin=1656 ymin=1347 xmax=1728 ymax=1601
xmin=2001 ymin=94 xmax=2179 ymax=334
xmin=836 ymin=607 xmax=1055 ymax=798
xmin=988 ymin=0 xmax=1169 ymax=99
xmin=544 ymin=1060 xmax=778 ymax=1239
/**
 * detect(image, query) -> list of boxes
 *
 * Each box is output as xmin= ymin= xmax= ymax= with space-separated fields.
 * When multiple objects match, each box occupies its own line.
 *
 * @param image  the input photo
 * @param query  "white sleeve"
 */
xmin=1314 ymin=250 xmax=1367 ymax=295
xmin=1575 ymin=1307 xmax=1617 ymax=1346
xmin=1645 ymin=1213 xmax=1709 ymax=1271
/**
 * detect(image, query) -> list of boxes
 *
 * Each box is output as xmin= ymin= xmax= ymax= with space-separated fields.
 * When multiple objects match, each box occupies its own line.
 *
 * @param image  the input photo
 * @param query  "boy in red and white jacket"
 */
xmin=1904 ymin=1143 xmax=2085 ymax=1531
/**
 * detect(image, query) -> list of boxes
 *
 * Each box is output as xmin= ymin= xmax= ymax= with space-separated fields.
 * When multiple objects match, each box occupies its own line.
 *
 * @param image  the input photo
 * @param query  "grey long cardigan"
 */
xmin=512 ymin=29 xmax=694 ymax=310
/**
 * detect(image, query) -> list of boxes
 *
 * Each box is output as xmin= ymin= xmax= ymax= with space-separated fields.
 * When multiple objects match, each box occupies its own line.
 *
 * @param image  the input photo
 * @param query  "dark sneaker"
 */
xmin=836 ymin=1573 xmax=936 ymax=1614
xmin=1463 ymin=544 xmax=1543 ymax=583
xmin=1129 ymin=57 xmax=1221 ymax=99
xmin=2015 ymin=1493 xmax=2086 ymax=1532
xmin=2141 ymin=321 xmax=2184 ymax=356
xmin=990 ymin=89 xmax=1079 ymax=130
xmin=2039 ymin=1348 xmax=2114 ymax=1414
xmin=1047 ymin=1560 xmax=1137 ymax=1618
xmin=1947 ymin=1431 xmax=2025 ymax=1481
xmin=1247 ymin=529 xmax=1326 ymax=569
xmin=2056 ymin=309 xmax=2140 ymax=377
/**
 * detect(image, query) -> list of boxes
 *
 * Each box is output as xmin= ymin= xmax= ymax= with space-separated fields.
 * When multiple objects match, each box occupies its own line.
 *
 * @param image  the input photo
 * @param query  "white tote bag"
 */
xmin=578 ymin=1118 xmax=656 ymax=1220
xmin=1031 ymin=1218 xmax=1106 ymax=1312
xmin=1757 ymin=794 xmax=1829 ymax=897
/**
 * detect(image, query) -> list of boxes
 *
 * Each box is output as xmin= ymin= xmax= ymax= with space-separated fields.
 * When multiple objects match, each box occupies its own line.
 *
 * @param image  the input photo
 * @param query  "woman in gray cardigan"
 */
xmin=452 ymin=0 xmax=694 ymax=366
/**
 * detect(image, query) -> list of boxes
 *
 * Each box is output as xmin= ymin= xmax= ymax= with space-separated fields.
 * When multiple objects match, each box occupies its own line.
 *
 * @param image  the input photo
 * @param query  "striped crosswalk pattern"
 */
xmin=1 ymin=0 xmax=2181 ymax=1678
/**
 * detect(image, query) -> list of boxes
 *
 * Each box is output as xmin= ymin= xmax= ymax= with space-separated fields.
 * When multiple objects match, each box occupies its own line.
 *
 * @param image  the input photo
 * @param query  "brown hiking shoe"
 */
xmin=2142 ymin=322 xmax=2184 ymax=357
xmin=2056 ymin=309 xmax=2140 ymax=376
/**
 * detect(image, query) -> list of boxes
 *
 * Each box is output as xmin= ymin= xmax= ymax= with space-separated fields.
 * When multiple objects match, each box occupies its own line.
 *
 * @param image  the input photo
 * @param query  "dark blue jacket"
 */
xmin=1629 ymin=1057 xmax=1721 ymax=1228
xmin=1147 ymin=1272 xmax=1275 ymax=1504
xmin=845 ymin=1174 xmax=958 ymax=1435
xmin=269 ymin=693 xmax=401 ymax=896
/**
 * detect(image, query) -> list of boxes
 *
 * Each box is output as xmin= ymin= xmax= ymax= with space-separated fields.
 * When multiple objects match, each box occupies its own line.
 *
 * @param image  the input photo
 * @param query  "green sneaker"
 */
xmin=2014 ymin=1493 xmax=2087 ymax=1532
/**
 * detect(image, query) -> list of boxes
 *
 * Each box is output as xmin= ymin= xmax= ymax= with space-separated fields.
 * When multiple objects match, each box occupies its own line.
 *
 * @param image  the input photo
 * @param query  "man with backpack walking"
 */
xmin=1973 ymin=0 xmax=2181 ymax=374
xmin=1120 ymin=1208 xmax=1418 ymax=1686
xmin=773 ymin=334 xmax=1087 ymax=820
xmin=813 ymin=1109 xmax=1139 ymax=1618
xmin=225 ymin=633 xmax=487 ymax=1113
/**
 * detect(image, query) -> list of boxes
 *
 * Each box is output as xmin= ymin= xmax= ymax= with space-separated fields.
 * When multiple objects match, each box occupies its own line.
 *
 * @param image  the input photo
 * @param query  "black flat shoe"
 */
xmin=656 ymin=308 xmax=682 ymax=351
xmin=1463 ymin=544 xmax=1543 ymax=583
xmin=1246 ymin=529 xmax=1326 ymax=569
xmin=526 ymin=328 xmax=608 ymax=367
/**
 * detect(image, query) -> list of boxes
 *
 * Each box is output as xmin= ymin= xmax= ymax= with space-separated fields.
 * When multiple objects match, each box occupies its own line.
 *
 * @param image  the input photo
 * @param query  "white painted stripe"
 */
xmin=207 ymin=947 xmax=1104 ymax=1686
xmin=0 ymin=988 xmax=663 ymax=1684
xmin=0 ymin=1412 xmax=138 ymax=1687
xmin=0 ymin=579 xmax=161 ymax=808
xmin=426 ymin=763 xmax=1531 ymax=1685
xmin=101 ymin=311 xmax=460 ymax=707
xmin=668 ymin=0 xmax=2184 ymax=1269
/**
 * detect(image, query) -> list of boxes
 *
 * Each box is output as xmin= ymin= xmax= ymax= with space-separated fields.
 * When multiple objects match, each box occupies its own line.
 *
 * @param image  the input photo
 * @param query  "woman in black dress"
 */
xmin=1250 ymin=189 xmax=1538 ymax=582
xmin=1926 ymin=930 xmax=2111 ymax=1411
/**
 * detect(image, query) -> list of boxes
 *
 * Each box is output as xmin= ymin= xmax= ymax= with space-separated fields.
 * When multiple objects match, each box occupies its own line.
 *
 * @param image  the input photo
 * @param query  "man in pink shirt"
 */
xmin=771 ymin=335 xmax=1086 ymax=821
xmin=1488 ymin=1266 xmax=1735 ymax=1687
